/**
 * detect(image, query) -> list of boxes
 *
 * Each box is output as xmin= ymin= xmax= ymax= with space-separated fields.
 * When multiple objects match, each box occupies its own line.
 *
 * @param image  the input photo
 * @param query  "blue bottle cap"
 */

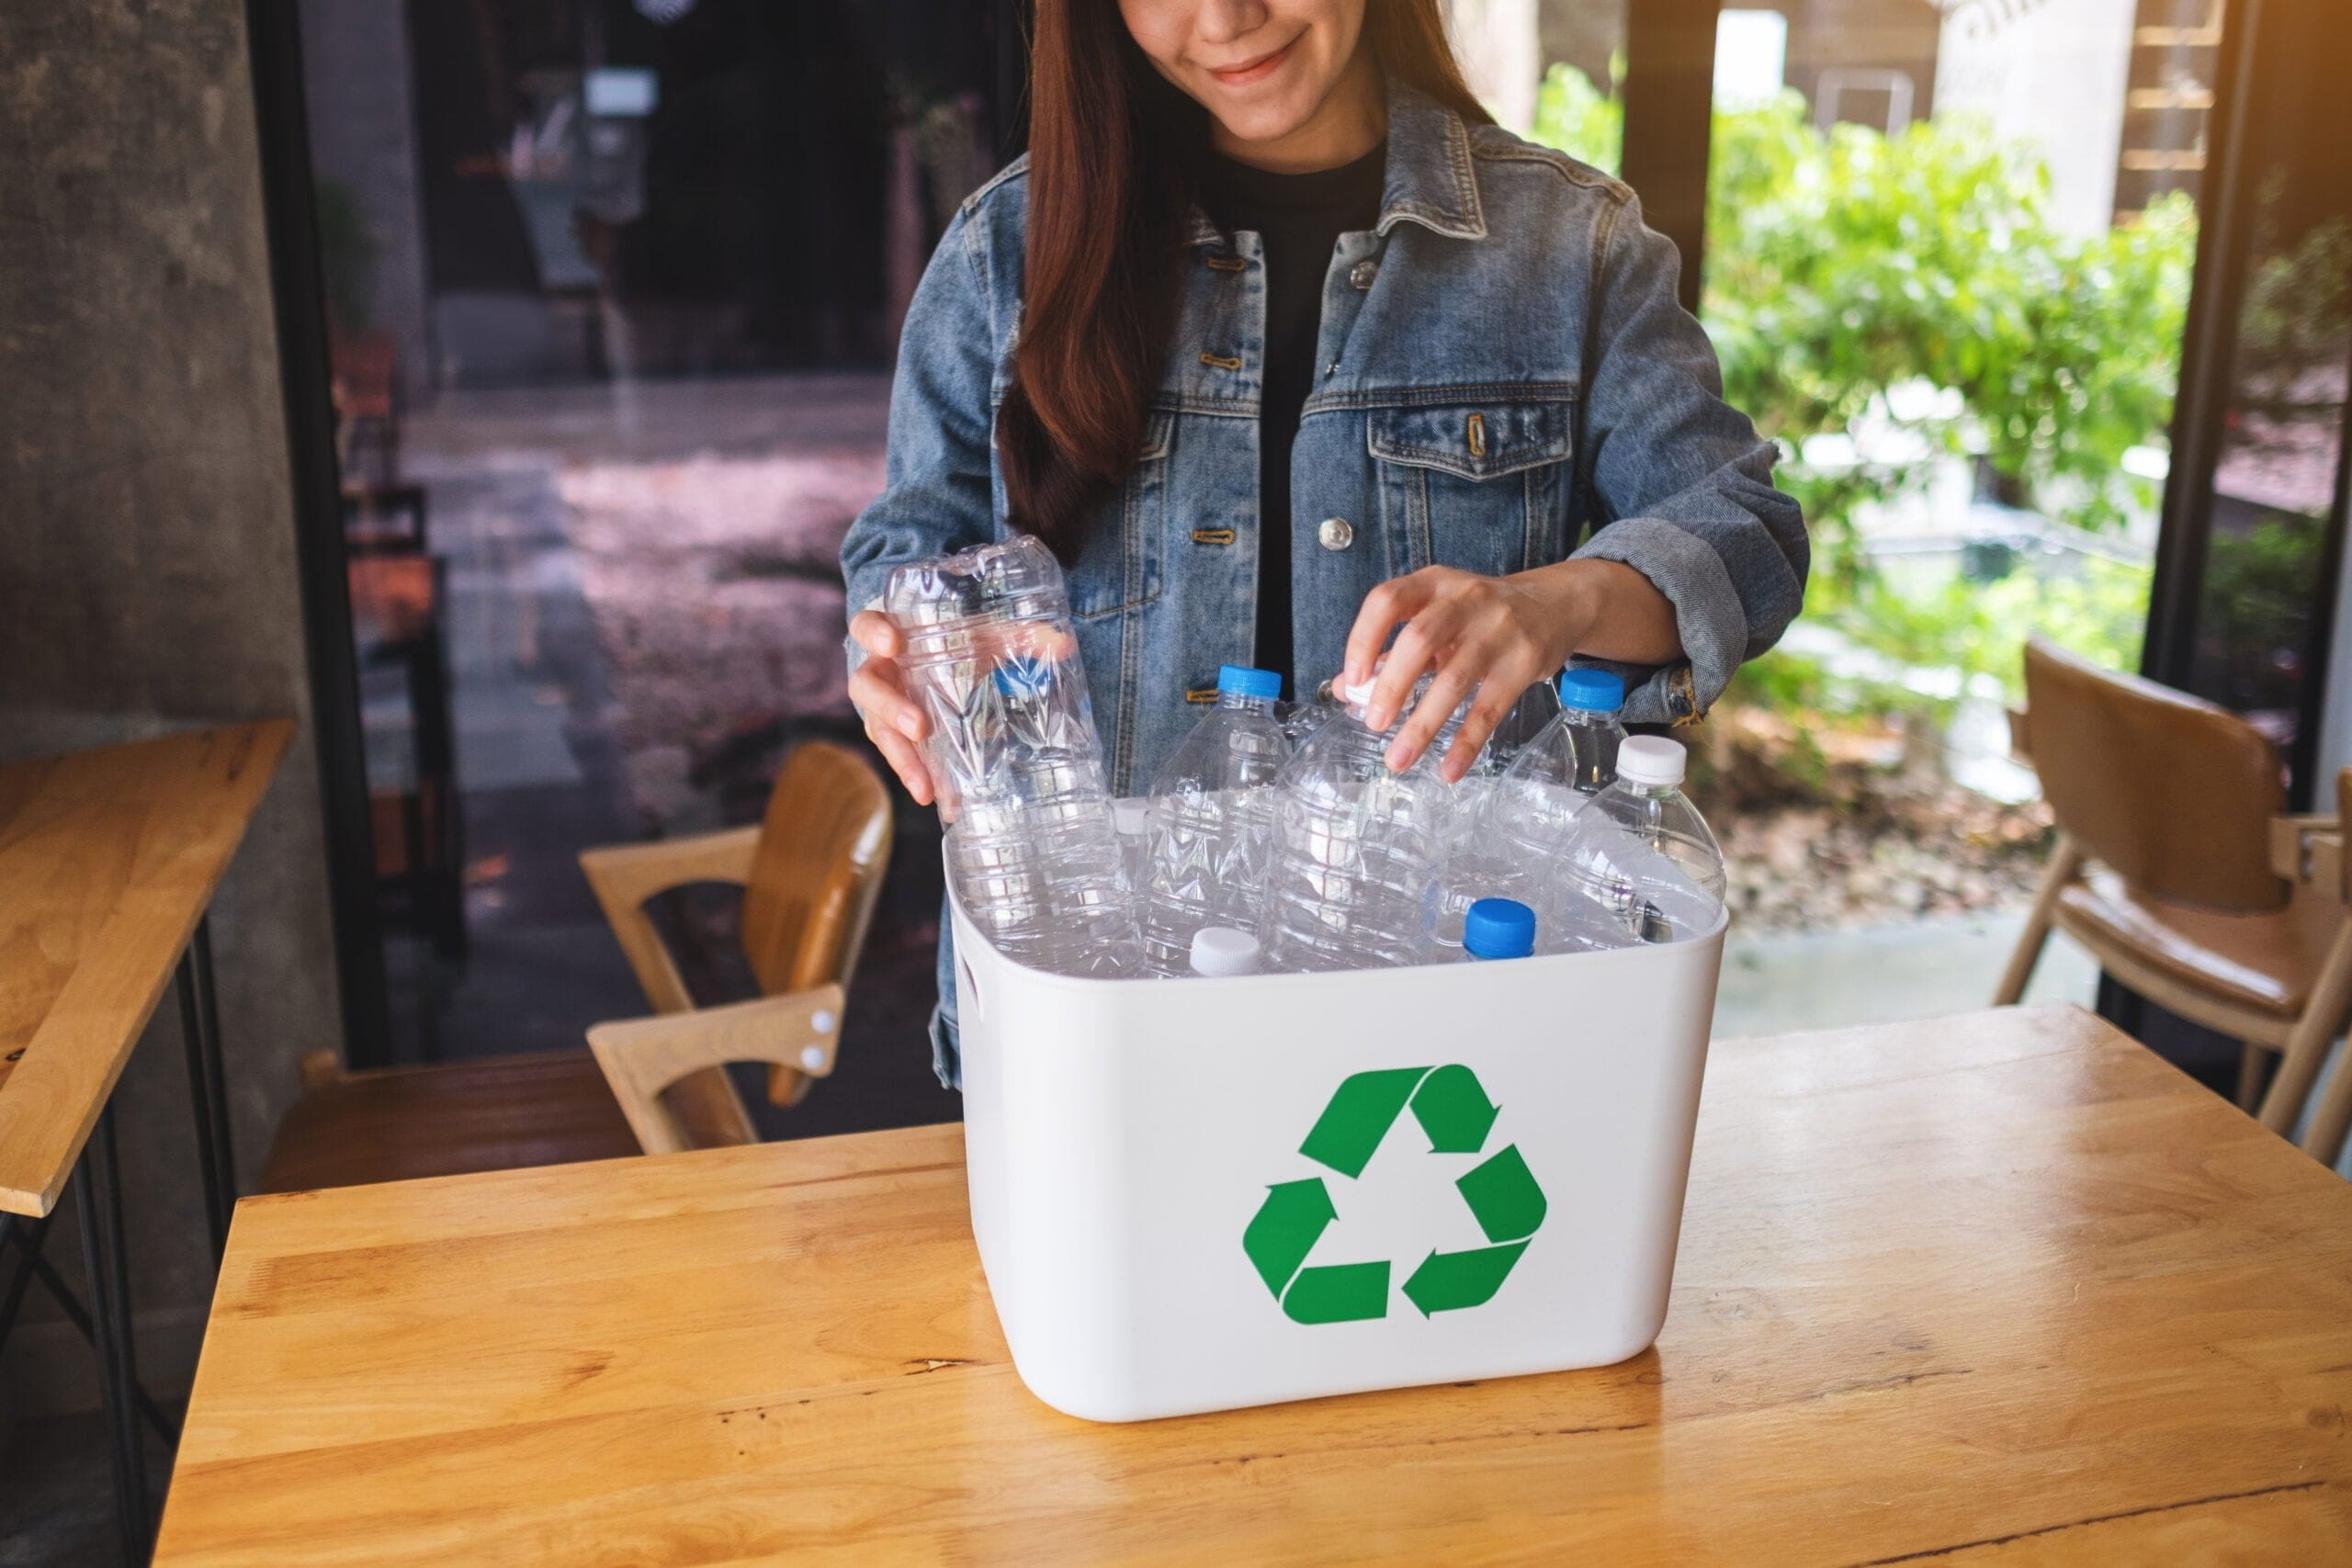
xmin=1217 ymin=664 xmax=1283 ymax=701
xmin=1463 ymin=897 xmax=1537 ymax=960
xmin=1557 ymin=667 xmax=1627 ymax=713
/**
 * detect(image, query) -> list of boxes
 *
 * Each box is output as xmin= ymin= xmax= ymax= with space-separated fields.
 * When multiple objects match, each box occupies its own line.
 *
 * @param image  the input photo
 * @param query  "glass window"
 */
xmin=304 ymin=0 xmax=999 ymax=1102
xmin=1527 ymin=0 xmax=2229 ymax=1036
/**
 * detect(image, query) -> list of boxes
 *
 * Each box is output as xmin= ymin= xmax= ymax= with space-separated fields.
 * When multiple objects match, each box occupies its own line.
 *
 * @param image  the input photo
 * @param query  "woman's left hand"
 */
xmin=1341 ymin=560 xmax=1678 ymax=782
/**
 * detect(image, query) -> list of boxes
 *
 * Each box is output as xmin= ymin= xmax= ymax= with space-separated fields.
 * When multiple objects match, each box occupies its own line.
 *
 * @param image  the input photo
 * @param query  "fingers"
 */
xmin=849 ymin=610 xmax=903 ymax=660
xmin=1364 ymin=597 xmax=1464 ymax=732
xmin=1342 ymin=571 xmax=1441 ymax=691
xmin=849 ymin=655 xmax=936 ymax=804
xmin=849 ymin=660 xmax=926 ymax=745
xmin=866 ymin=722 xmax=936 ymax=807
xmin=1384 ymin=652 xmax=1481 ymax=773
xmin=1436 ymin=648 xmax=1542 ymax=784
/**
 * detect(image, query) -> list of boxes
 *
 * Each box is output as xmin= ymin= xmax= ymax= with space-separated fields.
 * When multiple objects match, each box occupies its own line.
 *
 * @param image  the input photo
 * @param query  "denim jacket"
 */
xmin=842 ymin=82 xmax=1807 ymax=1083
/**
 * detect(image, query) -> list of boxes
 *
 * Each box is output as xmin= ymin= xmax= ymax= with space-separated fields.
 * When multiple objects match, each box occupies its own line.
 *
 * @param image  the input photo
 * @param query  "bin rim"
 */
xmin=940 ymin=841 xmax=1730 ymax=993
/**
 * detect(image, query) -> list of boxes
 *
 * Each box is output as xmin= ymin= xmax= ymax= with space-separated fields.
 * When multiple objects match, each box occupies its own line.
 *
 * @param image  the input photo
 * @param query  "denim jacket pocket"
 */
xmin=1367 ymin=396 xmax=1575 ymax=579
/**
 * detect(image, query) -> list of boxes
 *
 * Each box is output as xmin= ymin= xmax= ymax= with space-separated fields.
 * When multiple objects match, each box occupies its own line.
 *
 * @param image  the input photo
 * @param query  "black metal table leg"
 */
xmin=0 ymin=1212 xmax=38 ymax=1348
xmin=0 ymin=1215 xmax=178 ymax=1442
xmin=75 ymin=1103 xmax=152 ymax=1564
xmin=178 ymin=915 xmax=237 ymax=1258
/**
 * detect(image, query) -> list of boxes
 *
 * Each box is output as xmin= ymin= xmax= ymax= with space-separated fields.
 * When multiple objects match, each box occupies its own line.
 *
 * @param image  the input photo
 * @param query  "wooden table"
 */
xmin=155 ymin=1006 xmax=2352 ymax=1565
xmin=0 ymin=721 xmax=293 ymax=1562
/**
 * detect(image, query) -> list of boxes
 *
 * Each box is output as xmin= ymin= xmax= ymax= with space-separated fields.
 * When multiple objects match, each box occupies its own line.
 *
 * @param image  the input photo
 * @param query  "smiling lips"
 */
xmin=1206 ymin=36 xmax=1297 ymax=87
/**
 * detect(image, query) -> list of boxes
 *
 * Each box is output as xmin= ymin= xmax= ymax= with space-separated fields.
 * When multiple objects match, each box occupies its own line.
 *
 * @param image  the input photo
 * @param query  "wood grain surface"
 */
xmin=0 ymin=721 xmax=292 ymax=1214
xmin=154 ymin=1005 xmax=2352 ymax=1565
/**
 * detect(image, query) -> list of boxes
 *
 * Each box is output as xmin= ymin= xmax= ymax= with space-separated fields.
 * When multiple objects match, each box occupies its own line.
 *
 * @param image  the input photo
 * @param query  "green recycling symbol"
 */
xmin=1242 ymin=1065 xmax=1547 ymax=1323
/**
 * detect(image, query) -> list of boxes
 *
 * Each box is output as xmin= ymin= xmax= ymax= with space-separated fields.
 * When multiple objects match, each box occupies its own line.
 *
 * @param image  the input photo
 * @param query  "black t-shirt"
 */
xmin=1197 ymin=141 xmax=1386 ymax=698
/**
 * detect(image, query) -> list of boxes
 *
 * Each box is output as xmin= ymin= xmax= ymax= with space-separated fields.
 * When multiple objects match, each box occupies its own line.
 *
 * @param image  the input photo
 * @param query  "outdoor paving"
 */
xmin=1715 ymin=908 xmax=2098 ymax=1041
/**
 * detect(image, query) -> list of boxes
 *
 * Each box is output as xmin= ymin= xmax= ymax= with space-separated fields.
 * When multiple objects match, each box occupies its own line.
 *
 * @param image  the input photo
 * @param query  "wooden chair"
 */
xmin=1996 ymin=640 xmax=2352 ymax=1163
xmin=578 ymin=739 xmax=893 ymax=1153
xmin=259 ymin=741 xmax=893 ymax=1191
xmin=2288 ymin=766 xmax=2352 ymax=1163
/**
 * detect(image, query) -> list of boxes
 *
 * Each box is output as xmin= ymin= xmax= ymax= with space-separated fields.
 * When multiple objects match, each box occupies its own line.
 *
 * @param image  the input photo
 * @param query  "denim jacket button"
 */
xmin=1348 ymin=259 xmax=1378 ymax=290
xmin=1317 ymin=517 xmax=1354 ymax=551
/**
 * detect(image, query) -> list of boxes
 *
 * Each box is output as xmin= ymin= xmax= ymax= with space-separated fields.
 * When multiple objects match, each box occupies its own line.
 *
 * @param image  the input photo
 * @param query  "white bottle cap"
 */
xmin=1337 ymin=678 xmax=1376 ymax=707
xmin=1189 ymin=926 xmax=1261 ymax=977
xmin=1112 ymin=799 xmax=1148 ymax=835
xmin=1616 ymin=735 xmax=1687 ymax=787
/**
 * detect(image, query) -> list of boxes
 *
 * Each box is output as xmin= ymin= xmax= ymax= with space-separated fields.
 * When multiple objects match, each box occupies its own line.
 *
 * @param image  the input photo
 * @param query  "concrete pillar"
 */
xmin=0 ymin=0 xmax=345 ymax=1415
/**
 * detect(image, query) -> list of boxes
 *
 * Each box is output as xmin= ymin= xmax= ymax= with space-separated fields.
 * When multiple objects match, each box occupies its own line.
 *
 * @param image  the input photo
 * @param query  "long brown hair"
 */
xmin=998 ymin=1 xmax=1491 ymax=559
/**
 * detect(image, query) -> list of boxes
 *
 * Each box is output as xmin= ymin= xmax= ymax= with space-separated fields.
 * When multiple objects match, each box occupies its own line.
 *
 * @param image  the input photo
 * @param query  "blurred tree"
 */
xmin=1530 ymin=63 xmax=2198 ymax=707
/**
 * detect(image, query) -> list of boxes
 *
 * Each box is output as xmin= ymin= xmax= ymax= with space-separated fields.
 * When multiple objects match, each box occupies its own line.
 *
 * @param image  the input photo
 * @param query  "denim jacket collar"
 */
xmin=1182 ymin=78 xmax=1487 ymax=247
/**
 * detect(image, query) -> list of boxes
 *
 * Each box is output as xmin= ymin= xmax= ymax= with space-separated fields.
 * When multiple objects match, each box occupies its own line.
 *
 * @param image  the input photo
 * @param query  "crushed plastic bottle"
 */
xmin=1136 ymin=665 xmax=1295 ymax=976
xmin=1259 ymin=678 xmax=1450 ymax=973
xmin=883 ymin=536 xmax=1137 ymax=976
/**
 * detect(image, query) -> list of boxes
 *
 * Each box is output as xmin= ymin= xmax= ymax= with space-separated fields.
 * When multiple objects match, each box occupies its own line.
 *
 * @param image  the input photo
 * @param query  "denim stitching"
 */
xmin=1306 ymin=381 xmax=1580 ymax=413
xmin=1408 ymin=467 xmax=1432 ymax=570
xmin=1470 ymin=139 xmax=1634 ymax=204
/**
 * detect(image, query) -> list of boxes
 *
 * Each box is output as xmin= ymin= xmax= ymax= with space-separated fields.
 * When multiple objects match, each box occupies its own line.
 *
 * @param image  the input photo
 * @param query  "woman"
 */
xmin=842 ymin=0 xmax=1807 ymax=1080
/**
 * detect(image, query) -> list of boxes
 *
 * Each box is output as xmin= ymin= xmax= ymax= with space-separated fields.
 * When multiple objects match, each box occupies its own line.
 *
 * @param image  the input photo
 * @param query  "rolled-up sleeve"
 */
xmin=1569 ymin=192 xmax=1807 ymax=724
xmin=840 ymin=205 xmax=1000 ymax=619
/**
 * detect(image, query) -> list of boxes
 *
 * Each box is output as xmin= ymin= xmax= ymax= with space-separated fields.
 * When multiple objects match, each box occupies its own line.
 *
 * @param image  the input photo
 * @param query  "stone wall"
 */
xmin=0 ymin=0 xmax=344 ymax=1415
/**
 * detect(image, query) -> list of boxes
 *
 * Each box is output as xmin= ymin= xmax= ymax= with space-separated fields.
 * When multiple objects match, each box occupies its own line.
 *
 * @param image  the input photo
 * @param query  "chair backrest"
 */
xmin=2340 ymin=765 xmax=2351 ymax=905
xmin=741 ymin=739 xmax=893 ymax=1104
xmin=2021 ymin=638 xmax=2288 ymax=914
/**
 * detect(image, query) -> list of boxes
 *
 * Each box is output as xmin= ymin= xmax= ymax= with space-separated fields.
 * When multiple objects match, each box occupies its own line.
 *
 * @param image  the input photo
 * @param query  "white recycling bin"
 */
xmin=947 ymin=845 xmax=1728 ymax=1424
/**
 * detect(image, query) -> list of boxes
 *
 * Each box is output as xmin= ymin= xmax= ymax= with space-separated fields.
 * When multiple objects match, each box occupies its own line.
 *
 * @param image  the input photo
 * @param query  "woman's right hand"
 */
xmin=849 ymin=610 xmax=939 ymax=807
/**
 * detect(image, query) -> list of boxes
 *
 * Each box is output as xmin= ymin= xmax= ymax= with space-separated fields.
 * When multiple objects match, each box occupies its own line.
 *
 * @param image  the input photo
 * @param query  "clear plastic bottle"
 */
xmin=883 ymin=536 xmax=1136 ymax=976
xmin=1259 ymin=679 xmax=1450 ymax=973
xmin=1111 ymin=798 xmax=1152 ymax=897
xmin=1514 ymin=668 xmax=1628 ymax=795
xmin=1434 ymin=669 xmax=1628 ymax=951
xmin=1477 ymin=678 xmax=1566 ymax=778
xmin=1137 ymin=665 xmax=1295 ymax=976
xmin=1555 ymin=735 xmax=1726 ymax=948
xmin=1277 ymin=691 xmax=1335 ymax=749
xmin=1430 ymin=675 xmax=1576 ymax=948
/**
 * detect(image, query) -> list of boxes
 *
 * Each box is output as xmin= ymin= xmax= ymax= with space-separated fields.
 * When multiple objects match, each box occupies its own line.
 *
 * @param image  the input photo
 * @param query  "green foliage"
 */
xmin=1724 ymin=552 xmax=2149 ymax=740
xmin=1529 ymin=59 xmax=1622 ymax=173
xmin=1527 ymin=65 xmax=2196 ymax=735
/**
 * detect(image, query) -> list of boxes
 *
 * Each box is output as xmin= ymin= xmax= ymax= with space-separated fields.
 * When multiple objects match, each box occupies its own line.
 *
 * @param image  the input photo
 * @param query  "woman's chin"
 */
xmin=1202 ymin=91 xmax=1324 ymax=154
